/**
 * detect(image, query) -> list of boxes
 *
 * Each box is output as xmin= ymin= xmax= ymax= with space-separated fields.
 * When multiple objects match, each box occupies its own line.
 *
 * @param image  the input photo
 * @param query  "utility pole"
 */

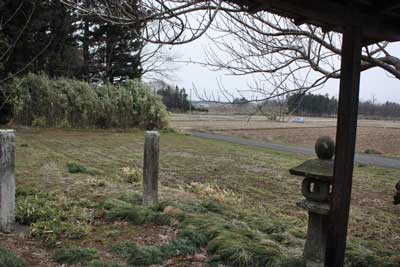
xmin=189 ymin=87 xmax=192 ymax=114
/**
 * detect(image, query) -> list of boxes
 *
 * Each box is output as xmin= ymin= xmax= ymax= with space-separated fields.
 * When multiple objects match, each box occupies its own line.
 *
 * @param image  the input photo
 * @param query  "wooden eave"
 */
xmin=228 ymin=0 xmax=400 ymax=45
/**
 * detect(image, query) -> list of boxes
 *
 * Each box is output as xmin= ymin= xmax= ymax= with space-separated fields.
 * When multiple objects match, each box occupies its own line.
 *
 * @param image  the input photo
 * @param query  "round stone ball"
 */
xmin=315 ymin=136 xmax=335 ymax=160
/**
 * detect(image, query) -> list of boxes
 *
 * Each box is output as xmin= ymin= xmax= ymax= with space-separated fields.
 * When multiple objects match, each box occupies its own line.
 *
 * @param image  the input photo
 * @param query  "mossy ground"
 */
xmin=2 ymin=128 xmax=399 ymax=266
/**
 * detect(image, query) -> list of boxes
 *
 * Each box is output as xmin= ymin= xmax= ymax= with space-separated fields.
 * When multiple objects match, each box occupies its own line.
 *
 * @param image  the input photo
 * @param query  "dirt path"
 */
xmin=192 ymin=131 xmax=400 ymax=169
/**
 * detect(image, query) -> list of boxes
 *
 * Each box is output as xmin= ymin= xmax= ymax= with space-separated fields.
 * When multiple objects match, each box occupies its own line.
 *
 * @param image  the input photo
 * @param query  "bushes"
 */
xmin=2 ymin=73 xmax=168 ymax=129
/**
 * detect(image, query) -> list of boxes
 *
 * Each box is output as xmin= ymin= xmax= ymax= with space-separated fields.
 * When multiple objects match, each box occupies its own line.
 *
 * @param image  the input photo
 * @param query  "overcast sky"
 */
xmin=163 ymin=34 xmax=400 ymax=104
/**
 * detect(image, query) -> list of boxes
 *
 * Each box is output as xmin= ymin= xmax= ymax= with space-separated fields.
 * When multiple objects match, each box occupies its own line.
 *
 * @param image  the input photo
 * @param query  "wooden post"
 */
xmin=0 ymin=130 xmax=16 ymax=233
xmin=326 ymin=25 xmax=362 ymax=267
xmin=143 ymin=131 xmax=159 ymax=206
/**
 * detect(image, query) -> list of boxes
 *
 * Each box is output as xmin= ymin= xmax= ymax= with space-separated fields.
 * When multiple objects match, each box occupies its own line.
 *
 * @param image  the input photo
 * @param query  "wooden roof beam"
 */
xmin=379 ymin=1 xmax=400 ymax=11
xmin=228 ymin=0 xmax=400 ymax=44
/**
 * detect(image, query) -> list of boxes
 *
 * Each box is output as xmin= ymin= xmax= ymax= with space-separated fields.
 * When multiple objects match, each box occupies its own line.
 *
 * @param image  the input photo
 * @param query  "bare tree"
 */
xmin=0 ymin=1 xmax=53 ymax=85
xmin=59 ymin=1 xmax=400 ymax=103
xmin=0 ymin=0 xmax=53 ymax=116
xmin=139 ymin=43 xmax=180 ymax=81
xmin=59 ymin=0 xmax=227 ymax=44
xmin=199 ymin=9 xmax=400 ymax=101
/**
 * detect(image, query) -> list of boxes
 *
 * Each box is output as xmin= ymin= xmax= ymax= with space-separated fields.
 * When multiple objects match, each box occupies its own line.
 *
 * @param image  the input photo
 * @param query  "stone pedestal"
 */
xmin=299 ymin=202 xmax=329 ymax=267
xmin=0 ymin=130 xmax=16 ymax=233
xmin=290 ymin=157 xmax=334 ymax=267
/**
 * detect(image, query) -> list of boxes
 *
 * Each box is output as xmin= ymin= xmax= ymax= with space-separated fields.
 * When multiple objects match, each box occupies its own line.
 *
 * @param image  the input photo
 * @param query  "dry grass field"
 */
xmin=171 ymin=113 xmax=400 ymax=156
xmin=1 ymin=128 xmax=399 ymax=266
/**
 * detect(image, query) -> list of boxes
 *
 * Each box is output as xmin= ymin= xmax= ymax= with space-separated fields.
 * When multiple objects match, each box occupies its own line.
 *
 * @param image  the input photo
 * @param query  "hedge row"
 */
xmin=0 ymin=73 xmax=168 ymax=129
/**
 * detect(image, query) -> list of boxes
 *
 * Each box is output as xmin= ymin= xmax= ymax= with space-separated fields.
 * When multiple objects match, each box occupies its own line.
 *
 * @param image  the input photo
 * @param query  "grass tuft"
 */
xmin=101 ymin=198 xmax=173 ymax=226
xmin=111 ymin=233 xmax=204 ymax=267
xmin=67 ymin=161 xmax=97 ymax=176
xmin=0 ymin=247 xmax=25 ymax=267
xmin=207 ymin=228 xmax=283 ymax=267
xmin=344 ymin=240 xmax=400 ymax=267
xmin=118 ymin=192 xmax=143 ymax=206
xmin=363 ymin=148 xmax=382 ymax=155
xmin=121 ymin=166 xmax=142 ymax=184
xmin=53 ymin=247 xmax=98 ymax=265
xmin=84 ymin=259 xmax=125 ymax=267
xmin=109 ymin=242 xmax=139 ymax=259
xmin=127 ymin=245 xmax=164 ymax=266
xmin=16 ymin=192 xmax=63 ymax=225
xmin=105 ymin=206 xmax=172 ymax=225
xmin=201 ymin=199 xmax=225 ymax=214
xmin=16 ymin=189 xmax=91 ymax=245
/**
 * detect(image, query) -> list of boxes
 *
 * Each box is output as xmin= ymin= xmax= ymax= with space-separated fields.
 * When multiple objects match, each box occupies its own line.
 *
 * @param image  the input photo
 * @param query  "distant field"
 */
xmin=171 ymin=113 xmax=400 ymax=156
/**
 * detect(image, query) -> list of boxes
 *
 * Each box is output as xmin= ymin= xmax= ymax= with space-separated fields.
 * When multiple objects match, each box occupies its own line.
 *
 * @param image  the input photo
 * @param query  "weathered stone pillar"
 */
xmin=143 ymin=131 xmax=159 ymax=206
xmin=0 ymin=130 xmax=16 ymax=233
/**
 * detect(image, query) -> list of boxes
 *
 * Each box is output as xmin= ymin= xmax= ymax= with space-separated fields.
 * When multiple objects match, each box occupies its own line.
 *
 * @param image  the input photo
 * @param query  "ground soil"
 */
xmin=0 ymin=229 xmax=58 ymax=267
xmin=0 ymin=221 xmax=209 ymax=267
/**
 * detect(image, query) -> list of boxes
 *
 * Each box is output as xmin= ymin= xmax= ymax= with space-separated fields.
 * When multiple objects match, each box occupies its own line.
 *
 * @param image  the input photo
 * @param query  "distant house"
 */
xmin=191 ymin=101 xmax=210 ymax=111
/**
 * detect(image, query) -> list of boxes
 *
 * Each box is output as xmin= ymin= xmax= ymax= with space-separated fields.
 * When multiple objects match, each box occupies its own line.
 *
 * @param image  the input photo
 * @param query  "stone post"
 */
xmin=0 ymin=130 xmax=16 ymax=233
xmin=143 ymin=131 xmax=159 ymax=206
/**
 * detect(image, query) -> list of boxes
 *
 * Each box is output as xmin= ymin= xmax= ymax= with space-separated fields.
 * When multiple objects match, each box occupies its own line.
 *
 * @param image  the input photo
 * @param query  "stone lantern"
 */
xmin=289 ymin=136 xmax=335 ymax=267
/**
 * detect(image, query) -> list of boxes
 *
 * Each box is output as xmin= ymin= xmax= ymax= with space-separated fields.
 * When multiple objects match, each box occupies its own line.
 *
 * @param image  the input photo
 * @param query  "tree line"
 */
xmin=1 ymin=0 xmax=144 ymax=83
xmin=287 ymin=92 xmax=400 ymax=118
xmin=358 ymin=100 xmax=400 ymax=118
xmin=149 ymin=80 xmax=192 ymax=112
xmin=287 ymin=93 xmax=338 ymax=116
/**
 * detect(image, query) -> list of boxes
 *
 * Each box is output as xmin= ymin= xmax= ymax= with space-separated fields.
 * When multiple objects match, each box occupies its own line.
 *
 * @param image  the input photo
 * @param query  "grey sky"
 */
xmin=168 ymin=35 xmax=400 ymax=104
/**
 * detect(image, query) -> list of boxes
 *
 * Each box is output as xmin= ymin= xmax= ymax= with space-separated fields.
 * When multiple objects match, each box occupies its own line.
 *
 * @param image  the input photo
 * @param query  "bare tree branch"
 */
xmin=55 ymin=0 xmax=400 ymax=115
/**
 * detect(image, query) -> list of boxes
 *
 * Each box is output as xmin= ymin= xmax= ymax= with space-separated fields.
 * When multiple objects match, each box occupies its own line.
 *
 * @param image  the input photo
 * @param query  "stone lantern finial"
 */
xmin=315 ymin=136 xmax=335 ymax=160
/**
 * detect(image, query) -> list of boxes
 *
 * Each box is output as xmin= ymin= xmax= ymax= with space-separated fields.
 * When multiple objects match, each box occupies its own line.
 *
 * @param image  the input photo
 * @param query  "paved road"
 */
xmin=192 ymin=131 xmax=400 ymax=169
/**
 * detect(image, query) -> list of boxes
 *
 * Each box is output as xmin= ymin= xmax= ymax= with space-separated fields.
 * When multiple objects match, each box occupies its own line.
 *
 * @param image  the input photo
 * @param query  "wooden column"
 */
xmin=0 ymin=130 xmax=16 ymax=233
xmin=326 ymin=26 xmax=362 ymax=267
xmin=143 ymin=131 xmax=160 ymax=206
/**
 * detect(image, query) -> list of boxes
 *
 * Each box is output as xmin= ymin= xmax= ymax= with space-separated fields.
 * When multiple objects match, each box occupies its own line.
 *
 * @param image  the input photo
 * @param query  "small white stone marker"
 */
xmin=0 ymin=130 xmax=16 ymax=232
xmin=143 ymin=131 xmax=159 ymax=206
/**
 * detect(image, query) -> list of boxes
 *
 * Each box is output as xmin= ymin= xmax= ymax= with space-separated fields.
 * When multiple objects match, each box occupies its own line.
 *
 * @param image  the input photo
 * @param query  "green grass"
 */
xmin=53 ymin=247 xmax=98 ymax=265
xmin=106 ymin=197 xmax=398 ymax=267
xmin=11 ymin=128 xmax=400 ymax=266
xmin=15 ymin=187 xmax=91 ymax=245
xmin=363 ymin=148 xmax=382 ymax=155
xmin=101 ymin=197 xmax=173 ymax=225
xmin=67 ymin=161 xmax=98 ymax=176
xmin=15 ymin=189 xmax=66 ymax=225
xmin=0 ymin=247 xmax=25 ymax=267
